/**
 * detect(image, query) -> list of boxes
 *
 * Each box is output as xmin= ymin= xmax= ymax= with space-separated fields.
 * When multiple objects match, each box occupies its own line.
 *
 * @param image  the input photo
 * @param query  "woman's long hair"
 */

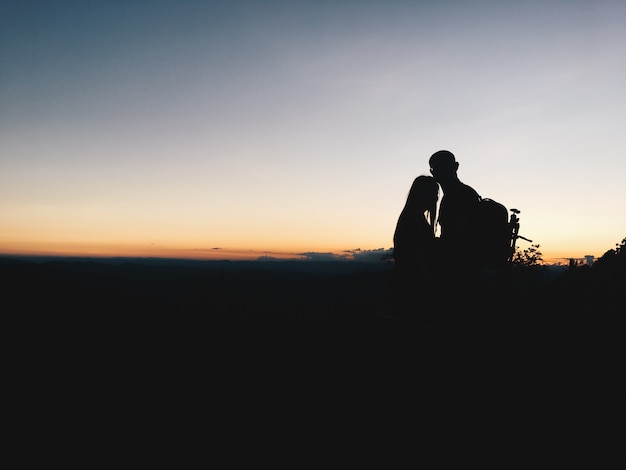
xmin=405 ymin=175 xmax=439 ymax=236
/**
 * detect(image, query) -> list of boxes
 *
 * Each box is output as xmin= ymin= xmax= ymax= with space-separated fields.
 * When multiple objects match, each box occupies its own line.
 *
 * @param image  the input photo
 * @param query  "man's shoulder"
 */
xmin=463 ymin=183 xmax=481 ymax=199
xmin=450 ymin=182 xmax=480 ymax=200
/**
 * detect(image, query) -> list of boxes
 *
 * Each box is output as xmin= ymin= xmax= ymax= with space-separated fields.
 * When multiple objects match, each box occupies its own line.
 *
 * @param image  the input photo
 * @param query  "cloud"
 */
xmin=298 ymin=252 xmax=350 ymax=262
xmin=255 ymin=248 xmax=395 ymax=262
xmin=344 ymin=247 xmax=393 ymax=262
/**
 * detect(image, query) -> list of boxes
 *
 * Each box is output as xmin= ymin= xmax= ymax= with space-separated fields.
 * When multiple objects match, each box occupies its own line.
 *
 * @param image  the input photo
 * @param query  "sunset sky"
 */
xmin=2 ymin=0 xmax=625 ymax=264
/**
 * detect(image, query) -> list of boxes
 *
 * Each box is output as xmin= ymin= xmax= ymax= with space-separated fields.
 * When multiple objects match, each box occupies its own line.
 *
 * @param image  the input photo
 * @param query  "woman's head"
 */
xmin=407 ymin=175 xmax=439 ymax=209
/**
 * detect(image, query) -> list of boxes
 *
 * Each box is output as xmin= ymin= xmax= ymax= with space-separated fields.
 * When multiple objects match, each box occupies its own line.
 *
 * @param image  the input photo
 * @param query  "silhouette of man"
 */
xmin=429 ymin=150 xmax=481 ymax=268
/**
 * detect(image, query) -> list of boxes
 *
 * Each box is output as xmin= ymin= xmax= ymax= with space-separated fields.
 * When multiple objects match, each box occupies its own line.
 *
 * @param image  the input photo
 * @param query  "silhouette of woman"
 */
xmin=392 ymin=175 xmax=440 ymax=319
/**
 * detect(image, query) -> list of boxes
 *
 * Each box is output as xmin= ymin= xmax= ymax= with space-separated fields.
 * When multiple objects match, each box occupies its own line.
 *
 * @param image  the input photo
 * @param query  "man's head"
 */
xmin=429 ymin=150 xmax=459 ymax=184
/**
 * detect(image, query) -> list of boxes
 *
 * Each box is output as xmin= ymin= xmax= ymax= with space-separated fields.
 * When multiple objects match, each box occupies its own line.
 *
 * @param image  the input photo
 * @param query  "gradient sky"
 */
xmin=2 ymin=0 xmax=625 ymax=263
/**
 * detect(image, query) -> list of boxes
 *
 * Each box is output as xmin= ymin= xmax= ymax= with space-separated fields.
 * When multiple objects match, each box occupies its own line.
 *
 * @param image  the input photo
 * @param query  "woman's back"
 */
xmin=393 ymin=206 xmax=436 ymax=270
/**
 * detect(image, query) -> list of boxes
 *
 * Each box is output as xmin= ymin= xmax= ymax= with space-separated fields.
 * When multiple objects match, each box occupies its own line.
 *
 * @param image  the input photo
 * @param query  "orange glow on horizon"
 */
xmin=0 ymin=237 xmax=610 ymax=264
xmin=0 ymin=240 xmax=354 ymax=261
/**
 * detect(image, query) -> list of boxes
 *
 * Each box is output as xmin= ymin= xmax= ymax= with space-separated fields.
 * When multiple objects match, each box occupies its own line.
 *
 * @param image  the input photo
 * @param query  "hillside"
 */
xmin=3 ymin=253 xmax=622 ymax=457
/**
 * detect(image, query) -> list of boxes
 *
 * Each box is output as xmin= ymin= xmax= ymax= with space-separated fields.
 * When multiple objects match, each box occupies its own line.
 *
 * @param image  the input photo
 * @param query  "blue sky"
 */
xmin=1 ymin=0 xmax=625 ymax=262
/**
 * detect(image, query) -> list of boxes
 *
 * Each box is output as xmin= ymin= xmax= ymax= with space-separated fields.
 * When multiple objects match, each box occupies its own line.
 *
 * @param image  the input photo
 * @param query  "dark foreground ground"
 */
xmin=2 ymin=257 xmax=623 ymax=461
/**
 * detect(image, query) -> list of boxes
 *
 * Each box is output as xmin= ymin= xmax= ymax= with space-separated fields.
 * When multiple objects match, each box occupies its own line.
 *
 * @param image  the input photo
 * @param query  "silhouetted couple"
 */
xmin=392 ymin=150 xmax=482 ymax=322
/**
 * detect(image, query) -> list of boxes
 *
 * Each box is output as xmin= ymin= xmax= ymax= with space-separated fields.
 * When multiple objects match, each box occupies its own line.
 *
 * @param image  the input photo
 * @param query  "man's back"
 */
xmin=438 ymin=181 xmax=481 ymax=245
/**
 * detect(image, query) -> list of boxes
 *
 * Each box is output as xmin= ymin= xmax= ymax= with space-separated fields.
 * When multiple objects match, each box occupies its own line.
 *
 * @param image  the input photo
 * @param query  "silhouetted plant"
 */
xmin=511 ymin=243 xmax=543 ymax=267
xmin=593 ymin=236 xmax=626 ymax=274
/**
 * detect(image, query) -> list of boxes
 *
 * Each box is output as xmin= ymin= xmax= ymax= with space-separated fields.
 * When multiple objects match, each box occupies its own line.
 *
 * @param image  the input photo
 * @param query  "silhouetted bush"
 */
xmin=593 ymin=236 xmax=626 ymax=275
xmin=511 ymin=243 xmax=543 ymax=267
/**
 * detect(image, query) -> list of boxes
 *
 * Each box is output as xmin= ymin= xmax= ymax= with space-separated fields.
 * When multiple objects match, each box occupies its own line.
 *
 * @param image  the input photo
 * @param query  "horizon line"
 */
xmin=0 ymin=251 xmax=591 ymax=267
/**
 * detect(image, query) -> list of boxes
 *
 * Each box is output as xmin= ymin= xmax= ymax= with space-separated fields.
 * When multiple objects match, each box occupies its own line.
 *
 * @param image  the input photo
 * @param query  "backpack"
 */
xmin=469 ymin=197 xmax=512 ymax=269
